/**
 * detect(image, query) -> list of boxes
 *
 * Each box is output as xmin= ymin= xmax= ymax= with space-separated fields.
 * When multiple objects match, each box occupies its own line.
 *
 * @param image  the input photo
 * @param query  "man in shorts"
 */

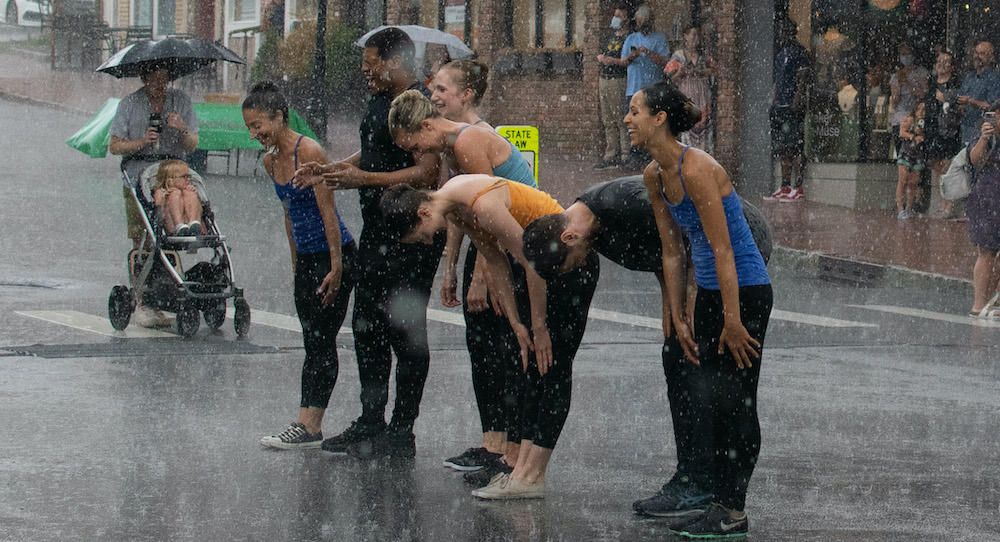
xmin=766 ymin=18 xmax=810 ymax=202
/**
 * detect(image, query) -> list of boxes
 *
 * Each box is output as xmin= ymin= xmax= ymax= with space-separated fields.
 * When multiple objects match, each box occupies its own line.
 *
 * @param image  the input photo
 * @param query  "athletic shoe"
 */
xmin=188 ymin=220 xmax=202 ymax=236
xmin=260 ymin=422 xmax=322 ymax=450
xmin=781 ymin=187 xmax=805 ymax=201
xmin=463 ymin=457 xmax=514 ymax=487
xmin=670 ymin=503 xmax=748 ymax=538
xmin=444 ymin=447 xmax=503 ymax=471
xmin=346 ymin=427 xmax=416 ymax=459
xmin=593 ymin=158 xmax=620 ymax=170
xmin=633 ymin=478 xmax=714 ymax=520
xmin=763 ymin=186 xmax=791 ymax=201
xmin=471 ymin=473 xmax=545 ymax=500
xmin=321 ymin=418 xmax=386 ymax=453
xmin=134 ymin=305 xmax=171 ymax=328
xmin=897 ymin=210 xmax=911 ymax=220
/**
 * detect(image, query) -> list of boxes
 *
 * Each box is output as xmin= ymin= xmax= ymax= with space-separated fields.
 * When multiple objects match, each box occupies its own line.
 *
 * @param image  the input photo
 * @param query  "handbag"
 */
xmin=939 ymin=147 xmax=975 ymax=202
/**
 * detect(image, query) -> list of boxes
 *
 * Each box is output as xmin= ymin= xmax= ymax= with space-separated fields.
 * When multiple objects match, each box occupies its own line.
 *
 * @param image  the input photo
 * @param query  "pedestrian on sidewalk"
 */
xmin=966 ymin=100 xmax=1000 ymax=319
xmin=665 ymin=25 xmax=716 ymax=154
xmin=766 ymin=18 xmax=809 ymax=202
xmin=621 ymin=4 xmax=669 ymax=171
xmin=926 ymin=51 xmax=963 ymax=219
xmin=627 ymin=81 xmax=772 ymax=539
xmin=379 ymin=175 xmax=599 ymax=501
xmin=108 ymin=64 xmax=199 ymax=327
xmin=594 ymin=4 xmax=631 ymax=170
xmin=243 ymin=82 xmax=357 ymax=450
xmin=958 ymin=42 xmax=1000 ymax=147
xmin=390 ymin=85 xmax=536 ymax=476
xmin=295 ymin=28 xmax=444 ymax=459
xmin=895 ymin=102 xmax=928 ymax=219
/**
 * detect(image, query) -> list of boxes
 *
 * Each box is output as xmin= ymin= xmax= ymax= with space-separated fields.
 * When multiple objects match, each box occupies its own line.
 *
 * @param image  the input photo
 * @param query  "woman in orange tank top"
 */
xmin=380 ymin=174 xmax=600 ymax=500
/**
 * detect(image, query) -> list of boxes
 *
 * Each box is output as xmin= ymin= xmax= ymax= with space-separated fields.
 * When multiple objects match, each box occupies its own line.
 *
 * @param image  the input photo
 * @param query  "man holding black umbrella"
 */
xmin=108 ymin=65 xmax=199 ymax=327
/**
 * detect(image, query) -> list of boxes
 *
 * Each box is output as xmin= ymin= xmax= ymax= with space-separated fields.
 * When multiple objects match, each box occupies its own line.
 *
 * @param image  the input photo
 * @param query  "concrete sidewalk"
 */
xmin=1 ymin=44 xmax=977 ymax=295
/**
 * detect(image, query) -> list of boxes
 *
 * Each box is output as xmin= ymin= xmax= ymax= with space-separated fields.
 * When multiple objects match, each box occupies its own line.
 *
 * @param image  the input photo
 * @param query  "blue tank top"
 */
xmin=459 ymin=124 xmax=537 ymax=187
xmin=658 ymin=147 xmax=770 ymax=290
xmin=270 ymin=136 xmax=354 ymax=254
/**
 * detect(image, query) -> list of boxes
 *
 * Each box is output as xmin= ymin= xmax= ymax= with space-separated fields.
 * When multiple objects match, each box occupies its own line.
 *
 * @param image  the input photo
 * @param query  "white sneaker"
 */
xmin=471 ymin=473 xmax=546 ymax=500
xmin=781 ymin=187 xmax=805 ymax=201
xmin=134 ymin=306 xmax=171 ymax=328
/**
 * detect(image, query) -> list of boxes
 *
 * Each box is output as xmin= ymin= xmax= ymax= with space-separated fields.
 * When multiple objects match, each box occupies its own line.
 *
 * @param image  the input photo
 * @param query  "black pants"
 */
xmin=352 ymin=230 xmax=445 ymax=433
xmin=663 ymin=284 xmax=772 ymax=511
xmin=513 ymin=252 xmax=599 ymax=449
xmin=294 ymin=243 xmax=357 ymax=408
xmin=462 ymin=244 xmax=518 ymax=435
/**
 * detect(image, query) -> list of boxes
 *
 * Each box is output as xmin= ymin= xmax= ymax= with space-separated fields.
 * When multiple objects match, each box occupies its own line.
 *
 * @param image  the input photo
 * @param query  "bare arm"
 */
xmin=643 ymin=164 xmax=697 ymax=361
xmin=322 ymin=150 xmax=441 ymax=190
xmin=300 ymin=142 xmax=343 ymax=307
xmin=971 ymin=121 xmax=995 ymax=165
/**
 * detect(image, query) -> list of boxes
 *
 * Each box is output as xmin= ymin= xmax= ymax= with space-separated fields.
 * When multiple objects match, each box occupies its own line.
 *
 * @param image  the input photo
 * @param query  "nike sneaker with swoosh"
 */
xmin=671 ymin=503 xmax=748 ymax=538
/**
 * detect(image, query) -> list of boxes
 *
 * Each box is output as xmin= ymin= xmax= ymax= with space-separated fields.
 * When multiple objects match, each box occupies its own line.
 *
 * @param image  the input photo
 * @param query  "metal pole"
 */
xmin=311 ymin=0 xmax=328 ymax=144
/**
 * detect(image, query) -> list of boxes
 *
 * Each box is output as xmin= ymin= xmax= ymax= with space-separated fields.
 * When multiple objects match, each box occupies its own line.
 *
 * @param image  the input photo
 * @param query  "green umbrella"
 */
xmin=67 ymin=98 xmax=317 ymax=158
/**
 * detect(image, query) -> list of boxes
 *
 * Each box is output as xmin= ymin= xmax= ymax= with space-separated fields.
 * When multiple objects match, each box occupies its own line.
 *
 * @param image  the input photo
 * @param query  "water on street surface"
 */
xmin=1 ymin=99 xmax=999 ymax=541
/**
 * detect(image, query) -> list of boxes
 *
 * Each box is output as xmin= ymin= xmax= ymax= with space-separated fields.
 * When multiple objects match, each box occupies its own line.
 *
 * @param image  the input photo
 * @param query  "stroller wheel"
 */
xmin=203 ymin=299 xmax=226 ymax=331
xmin=234 ymin=296 xmax=251 ymax=337
xmin=108 ymin=285 xmax=133 ymax=331
xmin=177 ymin=303 xmax=200 ymax=338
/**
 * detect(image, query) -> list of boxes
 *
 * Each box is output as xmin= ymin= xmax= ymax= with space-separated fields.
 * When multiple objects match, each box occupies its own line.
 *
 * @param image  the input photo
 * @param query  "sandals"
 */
xmin=970 ymin=294 xmax=1000 ymax=320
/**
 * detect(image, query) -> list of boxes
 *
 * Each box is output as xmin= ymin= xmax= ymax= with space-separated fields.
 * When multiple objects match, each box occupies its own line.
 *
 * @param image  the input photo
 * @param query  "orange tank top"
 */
xmin=470 ymin=179 xmax=564 ymax=228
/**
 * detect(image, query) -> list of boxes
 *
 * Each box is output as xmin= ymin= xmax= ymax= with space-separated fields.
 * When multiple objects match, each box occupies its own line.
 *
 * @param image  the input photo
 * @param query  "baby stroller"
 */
xmin=108 ymin=162 xmax=251 ymax=338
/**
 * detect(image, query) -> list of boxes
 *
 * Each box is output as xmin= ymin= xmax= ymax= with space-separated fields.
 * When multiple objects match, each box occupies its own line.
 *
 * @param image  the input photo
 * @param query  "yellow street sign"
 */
xmin=496 ymin=125 xmax=539 ymax=185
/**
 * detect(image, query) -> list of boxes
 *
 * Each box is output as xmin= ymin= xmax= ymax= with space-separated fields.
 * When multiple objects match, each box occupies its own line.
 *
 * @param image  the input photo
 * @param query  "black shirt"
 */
xmin=358 ymin=81 xmax=431 ymax=234
xmin=577 ymin=176 xmax=772 ymax=273
xmin=600 ymin=31 xmax=628 ymax=79
xmin=577 ymin=177 xmax=661 ymax=272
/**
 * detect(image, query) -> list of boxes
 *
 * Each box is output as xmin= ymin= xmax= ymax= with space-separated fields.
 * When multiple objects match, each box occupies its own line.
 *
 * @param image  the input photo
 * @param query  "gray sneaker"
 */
xmin=633 ymin=478 xmax=714 ymax=521
xmin=260 ymin=422 xmax=322 ymax=450
xmin=670 ymin=503 xmax=748 ymax=538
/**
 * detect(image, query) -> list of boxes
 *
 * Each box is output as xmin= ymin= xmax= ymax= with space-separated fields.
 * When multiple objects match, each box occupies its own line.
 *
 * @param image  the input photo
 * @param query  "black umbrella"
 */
xmin=96 ymin=37 xmax=244 ymax=79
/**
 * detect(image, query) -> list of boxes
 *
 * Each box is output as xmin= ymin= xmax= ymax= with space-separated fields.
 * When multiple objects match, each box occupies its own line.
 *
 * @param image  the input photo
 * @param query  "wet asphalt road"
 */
xmin=1 ymin=100 xmax=999 ymax=541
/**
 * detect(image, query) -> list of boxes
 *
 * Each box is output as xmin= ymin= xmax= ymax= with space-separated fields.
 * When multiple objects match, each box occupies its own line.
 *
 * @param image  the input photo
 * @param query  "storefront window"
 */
xmin=507 ymin=0 xmax=581 ymax=50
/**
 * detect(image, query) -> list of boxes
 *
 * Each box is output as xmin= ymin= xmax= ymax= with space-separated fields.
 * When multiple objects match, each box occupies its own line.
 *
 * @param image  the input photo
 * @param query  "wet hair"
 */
xmin=522 ymin=214 xmax=571 ymax=281
xmin=379 ymin=184 xmax=432 ymax=240
xmin=389 ymin=89 xmax=440 ymax=134
xmin=440 ymin=59 xmax=490 ymax=106
xmin=242 ymin=81 xmax=289 ymax=123
xmin=640 ymin=81 xmax=702 ymax=135
xmin=365 ymin=27 xmax=416 ymax=70
xmin=155 ymin=159 xmax=188 ymax=191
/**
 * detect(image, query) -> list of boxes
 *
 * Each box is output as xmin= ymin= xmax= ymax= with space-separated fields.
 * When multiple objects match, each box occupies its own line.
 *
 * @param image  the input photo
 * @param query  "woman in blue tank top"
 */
xmin=388 ymin=84 xmax=538 ymax=477
xmin=625 ymin=81 xmax=772 ymax=538
xmin=242 ymin=82 xmax=357 ymax=451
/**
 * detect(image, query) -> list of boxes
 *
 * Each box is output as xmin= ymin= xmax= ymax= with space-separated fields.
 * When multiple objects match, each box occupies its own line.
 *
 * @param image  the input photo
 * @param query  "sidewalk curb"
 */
xmin=772 ymin=245 xmax=973 ymax=296
xmin=0 ymin=88 xmax=90 ymax=116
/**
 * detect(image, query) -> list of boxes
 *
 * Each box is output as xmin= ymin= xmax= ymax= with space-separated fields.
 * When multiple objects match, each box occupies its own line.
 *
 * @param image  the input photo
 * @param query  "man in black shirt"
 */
xmin=522 ymin=175 xmax=770 ymax=517
xmin=299 ymin=28 xmax=444 ymax=458
xmin=594 ymin=5 xmax=631 ymax=170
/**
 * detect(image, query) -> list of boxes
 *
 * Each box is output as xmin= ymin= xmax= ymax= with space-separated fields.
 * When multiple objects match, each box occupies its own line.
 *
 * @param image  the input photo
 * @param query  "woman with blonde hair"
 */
xmin=389 ymin=87 xmax=536 ymax=479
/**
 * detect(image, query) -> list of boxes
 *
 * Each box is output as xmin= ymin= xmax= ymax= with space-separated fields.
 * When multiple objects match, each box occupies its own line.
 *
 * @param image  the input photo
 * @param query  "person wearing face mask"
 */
xmin=621 ymin=4 xmax=669 ymax=171
xmin=594 ymin=5 xmax=631 ymax=170
xmin=889 ymin=42 xmax=928 ymax=157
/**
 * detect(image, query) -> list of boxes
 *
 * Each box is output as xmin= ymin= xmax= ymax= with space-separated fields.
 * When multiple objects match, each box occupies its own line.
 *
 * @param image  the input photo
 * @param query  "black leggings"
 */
xmin=352 ymin=231 xmax=445 ymax=433
xmin=294 ymin=243 xmax=357 ymax=409
xmin=462 ymin=244 xmax=518 ymax=435
xmin=663 ymin=284 xmax=772 ymax=511
xmin=513 ymin=252 xmax=600 ymax=449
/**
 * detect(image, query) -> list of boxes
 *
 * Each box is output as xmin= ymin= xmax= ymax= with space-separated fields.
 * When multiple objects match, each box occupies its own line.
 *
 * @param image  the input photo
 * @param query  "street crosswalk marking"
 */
xmin=224 ymin=307 xmax=349 ymax=335
xmin=587 ymin=308 xmax=876 ymax=329
xmin=848 ymin=304 xmax=1000 ymax=329
xmin=15 ymin=310 xmax=179 ymax=339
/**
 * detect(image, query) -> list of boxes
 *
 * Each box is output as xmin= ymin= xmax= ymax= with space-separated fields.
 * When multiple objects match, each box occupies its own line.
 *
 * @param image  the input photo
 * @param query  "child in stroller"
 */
xmin=152 ymin=159 xmax=203 ymax=237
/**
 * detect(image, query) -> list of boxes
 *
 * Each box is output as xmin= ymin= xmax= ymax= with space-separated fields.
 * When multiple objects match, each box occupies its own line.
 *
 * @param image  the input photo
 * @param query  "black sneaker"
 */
xmin=463 ymin=456 xmax=513 ymax=487
xmin=444 ymin=447 xmax=503 ymax=471
xmin=593 ymin=158 xmax=619 ymax=170
xmin=259 ymin=422 xmax=322 ymax=450
xmin=346 ymin=428 xmax=416 ymax=459
xmin=670 ymin=503 xmax=748 ymax=539
xmin=633 ymin=478 xmax=714 ymax=520
xmin=321 ymin=418 xmax=385 ymax=453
